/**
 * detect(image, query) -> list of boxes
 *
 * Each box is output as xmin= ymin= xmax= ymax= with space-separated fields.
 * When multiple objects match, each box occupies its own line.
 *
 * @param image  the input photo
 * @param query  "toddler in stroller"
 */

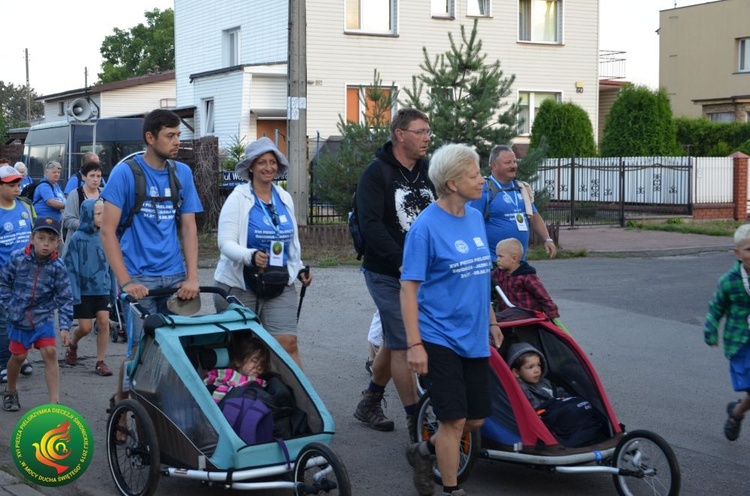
xmin=507 ymin=342 xmax=608 ymax=448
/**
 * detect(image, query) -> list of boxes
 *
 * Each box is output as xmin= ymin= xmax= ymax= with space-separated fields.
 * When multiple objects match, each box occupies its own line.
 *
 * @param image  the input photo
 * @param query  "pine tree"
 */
xmin=313 ymin=71 xmax=396 ymax=217
xmin=402 ymin=19 xmax=518 ymax=169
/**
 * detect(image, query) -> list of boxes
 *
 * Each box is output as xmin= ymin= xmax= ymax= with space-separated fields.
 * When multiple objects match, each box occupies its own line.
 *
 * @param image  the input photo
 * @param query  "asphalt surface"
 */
xmin=0 ymin=227 xmax=732 ymax=496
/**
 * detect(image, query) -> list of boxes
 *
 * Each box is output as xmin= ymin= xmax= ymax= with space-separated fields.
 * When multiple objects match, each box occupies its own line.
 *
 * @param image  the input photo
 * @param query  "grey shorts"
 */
xmin=364 ymin=270 xmax=407 ymax=350
xmin=214 ymin=281 xmax=298 ymax=336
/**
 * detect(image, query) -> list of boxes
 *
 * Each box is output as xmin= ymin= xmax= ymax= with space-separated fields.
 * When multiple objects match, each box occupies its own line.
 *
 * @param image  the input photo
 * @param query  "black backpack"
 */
xmin=19 ymin=178 xmax=51 ymax=204
xmin=116 ymin=158 xmax=182 ymax=237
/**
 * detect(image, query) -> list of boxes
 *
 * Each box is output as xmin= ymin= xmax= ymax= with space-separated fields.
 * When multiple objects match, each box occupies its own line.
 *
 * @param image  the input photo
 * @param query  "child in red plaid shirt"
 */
xmin=492 ymin=238 xmax=561 ymax=322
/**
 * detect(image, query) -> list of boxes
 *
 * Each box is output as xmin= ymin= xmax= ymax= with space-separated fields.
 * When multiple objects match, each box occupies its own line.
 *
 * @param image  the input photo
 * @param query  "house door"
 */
xmin=257 ymin=120 xmax=288 ymax=157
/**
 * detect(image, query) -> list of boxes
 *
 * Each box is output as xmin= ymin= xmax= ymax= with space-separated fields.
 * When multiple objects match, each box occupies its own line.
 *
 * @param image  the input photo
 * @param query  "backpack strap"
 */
xmin=118 ymin=158 xmax=183 ymax=237
xmin=17 ymin=197 xmax=35 ymax=221
xmin=484 ymin=178 xmax=500 ymax=221
xmin=76 ymin=186 xmax=86 ymax=214
xmin=32 ymin=178 xmax=52 ymax=205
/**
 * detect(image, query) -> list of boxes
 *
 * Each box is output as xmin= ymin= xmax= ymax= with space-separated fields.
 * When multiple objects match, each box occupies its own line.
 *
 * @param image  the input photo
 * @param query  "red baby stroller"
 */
xmin=413 ymin=305 xmax=680 ymax=496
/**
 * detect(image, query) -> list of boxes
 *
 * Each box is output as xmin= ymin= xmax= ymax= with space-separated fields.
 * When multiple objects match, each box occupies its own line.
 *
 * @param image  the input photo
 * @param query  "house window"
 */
xmin=432 ymin=0 xmax=454 ymax=17
xmin=204 ymin=99 xmax=215 ymax=134
xmin=467 ymin=0 xmax=490 ymax=17
xmin=518 ymin=91 xmax=560 ymax=135
xmin=58 ymin=102 xmax=65 ymax=116
xmin=708 ymin=112 xmax=735 ymax=123
xmin=740 ymin=38 xmax=750 ymax=72
xmin=224 ymin=28 xmax=241 ymax=67
xmin=519 ymin=0 xmax=562 ymax=43
xmin=346 ymin=0 xmax=397 ymax=34
xmin=346 ymin=86 xmax=394 ymax=125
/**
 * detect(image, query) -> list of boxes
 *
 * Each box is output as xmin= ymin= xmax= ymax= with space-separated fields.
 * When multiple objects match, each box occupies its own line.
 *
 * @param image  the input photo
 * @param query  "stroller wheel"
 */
xmin=415 ymin=391 xmax=478 ymax=485
xmin=294 ymin=442 xmax=351 ymax=496
xmin=107 ymin=399 xmax=161 ymax=496
xmin=612 ymin=430 xmax=680 ymax=496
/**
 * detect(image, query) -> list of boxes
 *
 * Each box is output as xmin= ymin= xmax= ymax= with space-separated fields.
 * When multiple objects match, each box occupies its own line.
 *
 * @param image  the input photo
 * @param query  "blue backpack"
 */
xmin=220 ymin=385 xmax=275 ymax=445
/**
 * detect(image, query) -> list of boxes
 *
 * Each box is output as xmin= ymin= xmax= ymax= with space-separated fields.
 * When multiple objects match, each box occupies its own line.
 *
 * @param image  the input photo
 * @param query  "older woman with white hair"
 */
xmin=213 ymin=137 xmax=311 ymax=366
xmin=33 ymin=161 xmax=66 ymax=222
xmin=13 ymin=162 xmax=32 ymax=189
xmin=401 ymin=143 xmax=502 ymax=496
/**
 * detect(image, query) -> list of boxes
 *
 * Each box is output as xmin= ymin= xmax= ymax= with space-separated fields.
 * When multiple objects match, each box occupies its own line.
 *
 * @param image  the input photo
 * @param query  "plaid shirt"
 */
xmin=491 ymin=262 xmax=559 ymax=319
xmin=704 ymin=260 xmax=750 ymax=359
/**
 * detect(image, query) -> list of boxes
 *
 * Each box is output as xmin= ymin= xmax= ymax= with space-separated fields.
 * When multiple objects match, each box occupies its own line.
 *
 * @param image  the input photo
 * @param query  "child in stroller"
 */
xmin=203 ymin=332 xmax=271 ymax=403
xmin=507 ymin=342 xmax=608 ymax=448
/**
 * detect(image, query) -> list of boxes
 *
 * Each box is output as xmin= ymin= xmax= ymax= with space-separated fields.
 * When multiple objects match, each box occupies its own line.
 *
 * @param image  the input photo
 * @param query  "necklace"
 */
xmin=398 ymin=167 xmax=420 ymax=185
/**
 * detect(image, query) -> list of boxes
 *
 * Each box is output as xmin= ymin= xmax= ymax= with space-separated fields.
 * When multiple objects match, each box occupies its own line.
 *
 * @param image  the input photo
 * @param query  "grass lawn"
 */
xmin=626 ymin=218 xmax=740 ymax=237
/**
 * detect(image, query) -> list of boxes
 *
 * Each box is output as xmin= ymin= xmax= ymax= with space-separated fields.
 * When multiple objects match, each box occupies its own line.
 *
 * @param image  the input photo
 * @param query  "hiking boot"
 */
xmin=20 ymin=359 xmax=33 ymax=376
xmin=406 ymin=441 xmax=435 ymax=496
xmin=65 ymin=343 xmax=78 ymax=366
xmin=95 ymin=361 xmax=113 ymax=377
xmin=407 ymin=413 xmax=418 ymax=443
xmin=442 ymin=490 xmax=466 ymax=496
xmin=3 ymin=390 xmax=20 ymax=412
xmin=354 ymin=390 xmax=394 ymax=431
xmin=725 ymin=400 xmax=743 ymax=441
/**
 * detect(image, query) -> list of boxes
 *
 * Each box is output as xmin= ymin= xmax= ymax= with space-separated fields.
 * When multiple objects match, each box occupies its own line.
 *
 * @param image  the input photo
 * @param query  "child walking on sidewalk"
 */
xmin=0 ymin=217 xmax=73 ymax=410
xmin=704 ymin=224 xmax=750 ymax=441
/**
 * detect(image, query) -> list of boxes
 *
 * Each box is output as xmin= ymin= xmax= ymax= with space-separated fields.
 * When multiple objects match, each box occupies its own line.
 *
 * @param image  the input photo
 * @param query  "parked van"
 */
xmin=21 ymin=118 xmax=145 ymax=186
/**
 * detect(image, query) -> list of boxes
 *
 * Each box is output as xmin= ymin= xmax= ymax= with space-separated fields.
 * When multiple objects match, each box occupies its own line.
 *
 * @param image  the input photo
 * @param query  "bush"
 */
xmin=530 ymin=100 xmax=596 ymax=157
xmin=600 ymin=85 xmax=680 ymax=157
xmin=675 ymin=117 xmax=750 ymax=156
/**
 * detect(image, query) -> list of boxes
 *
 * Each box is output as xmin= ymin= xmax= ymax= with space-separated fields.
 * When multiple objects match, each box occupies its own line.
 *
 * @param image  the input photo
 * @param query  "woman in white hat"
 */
xmin=213 ymin=137 xmax=311 ymax=366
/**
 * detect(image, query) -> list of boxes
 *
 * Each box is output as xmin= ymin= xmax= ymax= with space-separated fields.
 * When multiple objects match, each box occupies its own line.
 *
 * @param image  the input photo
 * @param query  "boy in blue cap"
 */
xmin=0 ymin=217 xmax=73 ymax=411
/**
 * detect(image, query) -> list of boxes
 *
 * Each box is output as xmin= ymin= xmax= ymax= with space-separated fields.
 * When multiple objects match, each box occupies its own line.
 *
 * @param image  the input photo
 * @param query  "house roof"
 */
xmin=37 ymin=70 xmax=176 ymax=102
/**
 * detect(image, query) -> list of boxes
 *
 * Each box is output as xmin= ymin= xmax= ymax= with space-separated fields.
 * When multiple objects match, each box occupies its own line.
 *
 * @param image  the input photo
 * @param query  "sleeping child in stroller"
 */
xmin=507 ymin=342 xmax=608 ymax=448
xmin=203 ymin=331 xmax=310 ymax=444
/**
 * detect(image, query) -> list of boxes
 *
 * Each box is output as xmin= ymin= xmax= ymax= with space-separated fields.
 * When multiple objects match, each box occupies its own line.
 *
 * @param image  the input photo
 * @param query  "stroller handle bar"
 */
xmin=121 ymin=285 xmax=238 ymax=319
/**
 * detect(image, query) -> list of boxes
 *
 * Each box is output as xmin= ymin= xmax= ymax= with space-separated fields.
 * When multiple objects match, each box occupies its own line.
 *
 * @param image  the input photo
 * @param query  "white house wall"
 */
xmin=99 ymin=80 xmax=176 ymax=117
xmin=192 ymin=71 xmax=246 ymax=150
xmin=307 ymin=0 xmax=599 ymax=141
xmin=174 ymin=0 xmax=288 ymax=118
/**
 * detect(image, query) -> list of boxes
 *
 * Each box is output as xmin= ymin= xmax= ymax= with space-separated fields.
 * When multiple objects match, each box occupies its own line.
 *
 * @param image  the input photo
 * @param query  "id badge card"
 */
xmin=269 ymin=241 xmax=285 ymax=266
xmin=515 ymin=213 xmax=528 ymax=232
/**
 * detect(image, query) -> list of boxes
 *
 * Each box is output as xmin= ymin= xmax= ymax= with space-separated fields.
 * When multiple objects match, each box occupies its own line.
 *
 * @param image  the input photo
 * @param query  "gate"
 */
xmin=533 ymin=157 xmax=693 ymax=227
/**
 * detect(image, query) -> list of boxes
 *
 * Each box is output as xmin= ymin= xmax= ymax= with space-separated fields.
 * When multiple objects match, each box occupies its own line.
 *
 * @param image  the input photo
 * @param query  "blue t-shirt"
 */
xmin=100 ymin=155 xmax=203 ymax=277
xmin=33 ymin=181 xmax=65 ymax=222
xmin=0 ymin=201 xmax=32 ymax=262
xmin=468 ymin=179 xmax=538 ymax=260
xmin=401 ymin=203 xmax=493 ymax=358
xmin=246 ymin=189 xmax=294 ymax=266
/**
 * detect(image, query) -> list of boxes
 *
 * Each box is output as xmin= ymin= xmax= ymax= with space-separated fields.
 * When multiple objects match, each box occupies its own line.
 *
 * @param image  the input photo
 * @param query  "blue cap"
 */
xmin=33 ymin=217 xmax=62 ymax=237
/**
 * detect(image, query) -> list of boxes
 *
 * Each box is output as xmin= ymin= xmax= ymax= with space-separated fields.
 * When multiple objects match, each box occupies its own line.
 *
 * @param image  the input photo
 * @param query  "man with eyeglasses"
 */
xmin=353 ymin=108 xmax=436 ymax=441
xmin=469 ymin=145 xmax=556 ymax=260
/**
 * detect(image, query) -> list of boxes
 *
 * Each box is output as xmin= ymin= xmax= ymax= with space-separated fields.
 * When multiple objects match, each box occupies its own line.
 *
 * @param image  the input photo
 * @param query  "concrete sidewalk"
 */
xmin=558 ymin=226 xmax=734 ymax=257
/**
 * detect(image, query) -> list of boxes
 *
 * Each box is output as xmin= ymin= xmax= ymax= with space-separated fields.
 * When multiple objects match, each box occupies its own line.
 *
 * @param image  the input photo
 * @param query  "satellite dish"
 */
xmin=66 ymin=98 xmax=97 ymax=121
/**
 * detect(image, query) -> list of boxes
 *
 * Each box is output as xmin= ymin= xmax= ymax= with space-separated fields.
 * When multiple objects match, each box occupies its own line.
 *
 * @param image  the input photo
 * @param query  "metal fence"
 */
xmin=307 ymin=155 xmax=735 ymax=227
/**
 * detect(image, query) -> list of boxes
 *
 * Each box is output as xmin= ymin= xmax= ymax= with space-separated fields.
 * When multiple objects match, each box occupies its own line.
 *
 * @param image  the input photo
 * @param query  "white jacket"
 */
xmin=213 ymin=183 xmax=305 ymax=289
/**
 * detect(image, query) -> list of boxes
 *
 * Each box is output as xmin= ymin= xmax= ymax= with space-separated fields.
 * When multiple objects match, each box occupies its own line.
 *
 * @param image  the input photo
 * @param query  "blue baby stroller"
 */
xmin=105 ymin=287 xmax=350 ymax=496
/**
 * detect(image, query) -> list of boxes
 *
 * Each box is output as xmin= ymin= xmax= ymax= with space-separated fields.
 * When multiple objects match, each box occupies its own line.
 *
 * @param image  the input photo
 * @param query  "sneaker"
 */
xmin=354 ymin=390 xmax=395 ymax=431
xmin=3 ymin=390 xmax=20 ymax=412
xmin=365 ymin=358 xmax=374 ymax=376
xmin=19 ymin=359 xmax=33 ymax=376
xmin=0 ymin=368 xmax=6 ymax=384
xmin=65 ymin=343 xmax=78 ymax=366
xmin=406 ymin=441 xmax=435 ymax=496
xmin=407 ymin=413 xmax=418 ymax=443
xmin=725 ymin=400 xmax=743 ymax=441
xmin=95 ymin=361 xmax=113 ymax=377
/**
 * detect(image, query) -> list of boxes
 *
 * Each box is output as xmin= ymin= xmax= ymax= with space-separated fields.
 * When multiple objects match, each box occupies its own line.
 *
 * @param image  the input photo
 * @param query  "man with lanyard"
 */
xmin=0 ymin=166 xmax=35 ymax=383
xmin=100 ymin=109 xmax=202 ymax=405
xmin=469 ymin=145 xmax=556 ymax=260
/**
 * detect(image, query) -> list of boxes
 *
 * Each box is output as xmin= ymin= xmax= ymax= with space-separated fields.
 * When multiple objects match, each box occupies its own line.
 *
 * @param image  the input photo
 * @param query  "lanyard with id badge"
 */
xmin=244 ymin=192 xmax=290 ymax=299
xmin=490 ymin=176 xmax=528 ymax=232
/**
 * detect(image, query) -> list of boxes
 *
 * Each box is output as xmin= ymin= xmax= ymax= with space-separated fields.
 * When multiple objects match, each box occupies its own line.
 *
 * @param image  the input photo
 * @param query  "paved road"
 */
xmin=2 ymin=250 xmax=749 ymax=495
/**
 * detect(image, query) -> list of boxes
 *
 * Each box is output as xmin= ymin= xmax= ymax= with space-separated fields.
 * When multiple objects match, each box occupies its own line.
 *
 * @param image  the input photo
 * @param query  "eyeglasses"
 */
xmin=400 ymin=128 xmax=434 ymax=138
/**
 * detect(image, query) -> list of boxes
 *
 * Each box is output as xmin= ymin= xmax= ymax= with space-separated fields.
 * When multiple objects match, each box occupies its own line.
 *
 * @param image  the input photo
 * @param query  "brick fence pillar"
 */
xmin=732 ymin=152 xmax=749 ymax=221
